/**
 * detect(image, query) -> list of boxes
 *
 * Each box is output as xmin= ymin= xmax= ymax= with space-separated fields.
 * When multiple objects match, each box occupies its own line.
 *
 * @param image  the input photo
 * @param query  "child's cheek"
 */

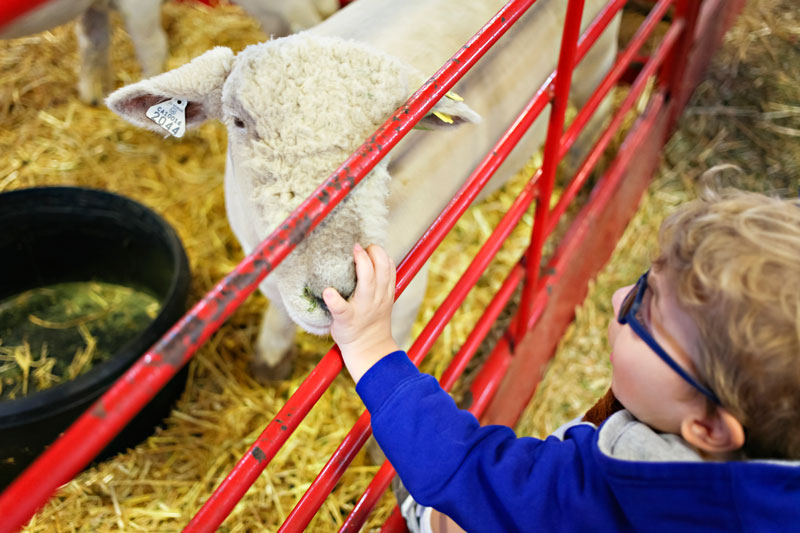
xmin=607 ymin=319 xmax=619 ymax=349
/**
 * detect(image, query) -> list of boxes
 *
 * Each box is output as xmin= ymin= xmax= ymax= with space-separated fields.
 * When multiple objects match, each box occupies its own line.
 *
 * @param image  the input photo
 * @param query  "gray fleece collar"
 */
xmin=595 ymin=410 xmax=800 ymax=466
xmin=597 ymin=410 xmax=703 ymax=462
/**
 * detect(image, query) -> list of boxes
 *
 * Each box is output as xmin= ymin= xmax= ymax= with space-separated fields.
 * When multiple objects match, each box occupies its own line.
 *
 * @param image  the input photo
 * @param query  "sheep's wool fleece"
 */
xmin=224 ymin=35 xmax=416 ymax=241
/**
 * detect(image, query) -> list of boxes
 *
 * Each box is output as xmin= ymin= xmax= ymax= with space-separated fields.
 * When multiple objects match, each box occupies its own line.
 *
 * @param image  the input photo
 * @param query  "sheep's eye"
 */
xmin=233 ymin=117 xmax=245 ymax=129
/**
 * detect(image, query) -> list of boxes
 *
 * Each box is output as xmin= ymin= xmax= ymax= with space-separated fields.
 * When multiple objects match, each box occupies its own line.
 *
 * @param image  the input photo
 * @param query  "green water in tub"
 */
xmin=0 ymin=281 xmax=161 ymax=401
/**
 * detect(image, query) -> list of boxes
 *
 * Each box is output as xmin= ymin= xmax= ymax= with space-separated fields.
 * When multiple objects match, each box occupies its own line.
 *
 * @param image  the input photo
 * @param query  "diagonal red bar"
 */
xmin=285 ymin=171 xmax=539 ymax=532
xmin=341 ymin=263 xmax=527 ymax=533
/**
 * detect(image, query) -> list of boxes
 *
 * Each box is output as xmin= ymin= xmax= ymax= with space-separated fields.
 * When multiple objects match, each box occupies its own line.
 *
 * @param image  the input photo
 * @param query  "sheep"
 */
xmin=0 ymin=0 xmax=338 ymax=105
xmin=106 ymin=0 xmax=621 ymax=380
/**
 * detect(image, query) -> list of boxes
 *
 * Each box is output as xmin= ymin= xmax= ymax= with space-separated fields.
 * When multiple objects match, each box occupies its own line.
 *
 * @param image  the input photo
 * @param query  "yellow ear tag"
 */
xmin=432 ymin=111 xmax=454 ymax=124
xmin=445 ymin=91 xmax=464 ymax=102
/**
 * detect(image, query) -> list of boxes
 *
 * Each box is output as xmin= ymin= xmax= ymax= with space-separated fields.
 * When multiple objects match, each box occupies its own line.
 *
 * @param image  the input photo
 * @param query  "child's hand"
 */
xmin=323 ymin=243 xmax=400 ymax=383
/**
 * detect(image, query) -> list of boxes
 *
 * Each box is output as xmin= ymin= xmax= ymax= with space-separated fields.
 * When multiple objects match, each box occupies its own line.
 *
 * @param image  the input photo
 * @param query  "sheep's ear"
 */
xmin=416 ymin=91 xmax=482 ymax=130
xmin=400 ymin=66 xmax=481 ymax=130
xmin=106 ymin=47 xmax=235 ymax=135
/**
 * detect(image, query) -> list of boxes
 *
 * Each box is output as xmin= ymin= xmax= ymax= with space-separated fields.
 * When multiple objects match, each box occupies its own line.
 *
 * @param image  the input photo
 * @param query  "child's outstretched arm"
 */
xmin=323 ymin=246 xmax=605 ymax=532
xmin=322 ymin=243 xmax=400 ymax=383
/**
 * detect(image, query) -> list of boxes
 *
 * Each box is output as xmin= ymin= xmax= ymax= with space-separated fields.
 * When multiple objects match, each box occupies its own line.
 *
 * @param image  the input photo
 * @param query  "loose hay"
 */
xmin=1 ymin=0 xmax=795 ymax=530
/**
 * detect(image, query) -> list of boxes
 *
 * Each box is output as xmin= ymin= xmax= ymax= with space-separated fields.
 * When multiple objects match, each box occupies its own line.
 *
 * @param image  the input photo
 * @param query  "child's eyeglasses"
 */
xmin=617 ymin=270 xmax=721 ymax=405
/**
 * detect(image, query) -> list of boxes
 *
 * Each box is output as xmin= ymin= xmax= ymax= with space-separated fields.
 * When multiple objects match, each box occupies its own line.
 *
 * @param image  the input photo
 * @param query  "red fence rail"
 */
xmin=0 ymin=0 xmax=745 ymax=530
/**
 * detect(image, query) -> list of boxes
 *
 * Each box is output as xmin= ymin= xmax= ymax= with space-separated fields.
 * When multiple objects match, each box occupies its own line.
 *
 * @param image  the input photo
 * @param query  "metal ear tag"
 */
xmin=145 ymin=98 xmax=188 ymax=138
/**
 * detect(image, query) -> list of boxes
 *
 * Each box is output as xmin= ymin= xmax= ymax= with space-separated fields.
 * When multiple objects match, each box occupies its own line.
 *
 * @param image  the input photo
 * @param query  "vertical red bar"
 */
xmin=663 ymin=0 xmax=703 ymax=129
xmin=515 ymin=0 xmax=586 ymax=339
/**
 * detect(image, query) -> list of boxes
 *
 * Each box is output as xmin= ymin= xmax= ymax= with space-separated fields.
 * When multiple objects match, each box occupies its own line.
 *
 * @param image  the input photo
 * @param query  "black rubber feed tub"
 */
xmin=0 ymin=187 xmax=191 ymax=488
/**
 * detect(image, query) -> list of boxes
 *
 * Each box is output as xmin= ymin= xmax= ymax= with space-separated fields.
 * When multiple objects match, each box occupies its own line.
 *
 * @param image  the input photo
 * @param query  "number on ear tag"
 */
xmin=146 ymin=98 xmax=189 ymax=138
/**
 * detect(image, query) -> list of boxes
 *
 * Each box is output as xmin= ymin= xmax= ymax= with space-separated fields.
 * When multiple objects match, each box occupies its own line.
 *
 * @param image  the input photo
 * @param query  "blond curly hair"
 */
xmin=655 ymin=188 xmax=800 ymax=459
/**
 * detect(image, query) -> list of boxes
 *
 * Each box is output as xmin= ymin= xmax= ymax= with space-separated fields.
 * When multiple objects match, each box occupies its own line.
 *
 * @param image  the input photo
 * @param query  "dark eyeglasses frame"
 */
xmin=617 ymin=270 xmax=721 ymax=405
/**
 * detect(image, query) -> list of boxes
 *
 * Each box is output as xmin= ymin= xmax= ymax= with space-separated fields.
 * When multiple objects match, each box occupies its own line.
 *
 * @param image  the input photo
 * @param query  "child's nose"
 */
xmin=611 ymin=285 xmax=633 ymax=317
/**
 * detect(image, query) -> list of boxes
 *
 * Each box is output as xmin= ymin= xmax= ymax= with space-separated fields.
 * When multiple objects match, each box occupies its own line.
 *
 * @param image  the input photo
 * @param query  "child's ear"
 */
xmin=680 ymin=407 xmax=745 ymax=455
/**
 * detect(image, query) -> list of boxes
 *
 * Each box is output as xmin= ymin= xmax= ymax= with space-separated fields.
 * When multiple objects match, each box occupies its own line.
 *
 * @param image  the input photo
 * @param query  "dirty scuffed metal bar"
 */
xmin=0 ymin=0 xmax=51 ymax=29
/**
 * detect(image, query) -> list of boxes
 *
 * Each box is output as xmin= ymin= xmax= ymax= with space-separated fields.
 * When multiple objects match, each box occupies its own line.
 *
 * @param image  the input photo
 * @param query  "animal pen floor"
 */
xmin=0 ymin=0 xmax=797 ymax=530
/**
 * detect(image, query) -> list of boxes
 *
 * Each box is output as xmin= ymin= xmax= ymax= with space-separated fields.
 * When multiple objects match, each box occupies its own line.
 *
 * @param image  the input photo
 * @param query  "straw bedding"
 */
xmin=0 ymin=0 xmax=796 ymax=530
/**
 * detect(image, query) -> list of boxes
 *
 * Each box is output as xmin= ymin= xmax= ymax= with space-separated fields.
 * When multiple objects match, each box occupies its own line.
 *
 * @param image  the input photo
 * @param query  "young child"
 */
xmin=322 ymin=189 xmax=800 ymax=532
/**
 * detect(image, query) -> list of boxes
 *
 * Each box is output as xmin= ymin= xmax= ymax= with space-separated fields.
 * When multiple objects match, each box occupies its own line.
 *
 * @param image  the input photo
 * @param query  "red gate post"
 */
xmin=515 ymin=0 xmax=586 ymax=339
xmin=549 ymin=0 xmax=677 ymax=225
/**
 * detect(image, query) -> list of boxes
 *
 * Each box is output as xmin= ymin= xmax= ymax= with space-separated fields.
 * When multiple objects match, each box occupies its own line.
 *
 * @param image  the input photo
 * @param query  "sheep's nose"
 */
xmin=306 ymin=286 xmax=354 ymax=314
xmin=337 ymin=287 xmax=354 ymax=301
xmin=313 ymin=293 xmax=329 ymax=314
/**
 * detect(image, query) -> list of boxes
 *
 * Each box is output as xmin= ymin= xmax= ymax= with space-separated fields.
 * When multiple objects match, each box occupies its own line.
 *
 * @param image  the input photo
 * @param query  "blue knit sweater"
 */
xmin=356 ymin=351 xmax=800 ymax=533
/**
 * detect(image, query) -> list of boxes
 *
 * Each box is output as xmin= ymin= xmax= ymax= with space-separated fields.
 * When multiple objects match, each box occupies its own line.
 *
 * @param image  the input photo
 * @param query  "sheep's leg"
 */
xmin=280 ymin=0 xmax=324 ymax=33
xmin=76 ymin=3 xmax=111 ymax=105
xmin=232 ymin=0 xmax=322 ymax=36
xmin=115 ymin=0 xmax=167 ymax=78
xmin=253 ymin=298 xmax=297 ymax=382
xmin=230 ymin=0 xmax=289 ymax=37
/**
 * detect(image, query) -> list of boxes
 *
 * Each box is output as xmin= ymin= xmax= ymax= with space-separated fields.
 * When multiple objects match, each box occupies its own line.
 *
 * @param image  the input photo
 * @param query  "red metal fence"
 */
xmin=0 ymin=0 xmax=745 ymax=531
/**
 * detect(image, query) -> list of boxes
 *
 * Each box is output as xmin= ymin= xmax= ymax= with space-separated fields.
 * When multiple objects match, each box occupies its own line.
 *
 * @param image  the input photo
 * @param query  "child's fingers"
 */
xmin=322 ymin=287 xmax=349 ymax=316
xmin=353 ymin=243 xmax=375 ymax=300
xmin=367 ymin=245 xmax=390 ymax=302
xmin=387 ymin=256 xmax=396 ymax=302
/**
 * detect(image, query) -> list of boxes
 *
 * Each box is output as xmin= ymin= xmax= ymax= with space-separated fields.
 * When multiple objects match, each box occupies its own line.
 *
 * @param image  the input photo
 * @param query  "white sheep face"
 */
xmin=107 ymin=37 xmax=418 ymax=335
xmin=219 ymin=37 xmax=412 ymax=333
xmin=107 ymin=35 xmax=478 ymax=339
